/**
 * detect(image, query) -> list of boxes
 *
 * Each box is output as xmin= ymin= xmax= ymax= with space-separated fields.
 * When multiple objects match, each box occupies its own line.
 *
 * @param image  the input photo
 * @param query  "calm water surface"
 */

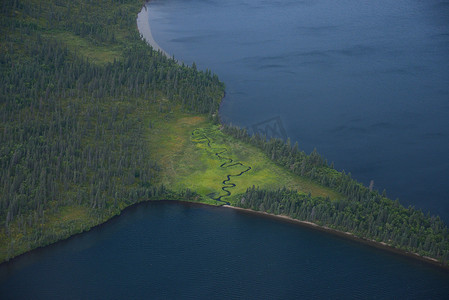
xmin=2 ymin=2 xmax=449 ymax=298
xmin=146 ymin=0 xmax=449 ymax=221
xmin=1 ymin=202 xmax=449 ymax=299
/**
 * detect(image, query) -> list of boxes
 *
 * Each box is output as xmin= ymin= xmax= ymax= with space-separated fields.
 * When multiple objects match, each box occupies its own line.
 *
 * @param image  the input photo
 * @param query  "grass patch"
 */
xmin=149 ymin=107 xmax=342 ymax=205
xmin=47 ymin=30 xmax=122 ymax=64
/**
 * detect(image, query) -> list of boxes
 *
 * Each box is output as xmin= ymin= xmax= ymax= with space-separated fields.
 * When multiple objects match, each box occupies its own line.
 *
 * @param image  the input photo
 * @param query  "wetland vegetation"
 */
xmin=0 ymin=0 xmax=448 ymax=267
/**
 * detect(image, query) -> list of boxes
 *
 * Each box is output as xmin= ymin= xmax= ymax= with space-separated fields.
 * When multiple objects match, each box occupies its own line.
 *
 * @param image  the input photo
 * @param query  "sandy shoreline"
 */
xmin=137 ymin=5 xmax=170 ymax=58
xmin=222 ymin=204 xmax=448 ymax=270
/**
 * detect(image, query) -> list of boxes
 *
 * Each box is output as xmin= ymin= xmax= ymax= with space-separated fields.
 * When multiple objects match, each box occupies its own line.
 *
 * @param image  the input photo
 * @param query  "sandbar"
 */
xmin=137 ymin=5 xmax=170 ymax=57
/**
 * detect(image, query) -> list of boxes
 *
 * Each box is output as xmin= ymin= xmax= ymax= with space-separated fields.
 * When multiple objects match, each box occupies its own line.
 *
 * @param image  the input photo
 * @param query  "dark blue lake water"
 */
xmin=2 ymin=1 xmax=449 ymax=298
xmin=145 ymin=0 xmax=449 ymax=222
xmin=1 ymin=202 xmax=449 ymax=299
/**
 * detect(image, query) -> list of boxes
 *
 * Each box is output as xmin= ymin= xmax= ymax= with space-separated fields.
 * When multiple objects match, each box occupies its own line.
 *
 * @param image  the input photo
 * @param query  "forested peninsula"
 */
xmin=1 ymin=0 xmax=448 ymax=267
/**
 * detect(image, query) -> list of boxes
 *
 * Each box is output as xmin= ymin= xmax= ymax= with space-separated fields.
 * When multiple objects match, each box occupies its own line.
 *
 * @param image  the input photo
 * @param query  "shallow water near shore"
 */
xmin=145 ymin=0 xmax=449 ymax=222
xmin=1 ymin=201 xmax=449 ymax=299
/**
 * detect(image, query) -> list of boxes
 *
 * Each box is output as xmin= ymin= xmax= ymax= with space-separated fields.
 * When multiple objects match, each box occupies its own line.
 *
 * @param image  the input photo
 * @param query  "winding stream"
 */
xmin=192 ymin=128 xmax=251 ymax=204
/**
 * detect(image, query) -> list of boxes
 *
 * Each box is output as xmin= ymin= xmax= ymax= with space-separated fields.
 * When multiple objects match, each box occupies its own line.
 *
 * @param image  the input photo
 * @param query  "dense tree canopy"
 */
xmin=1 ymin=0 xmax=447 ymax=267
xmin=0 ymin=0 xmax=223 ymax=260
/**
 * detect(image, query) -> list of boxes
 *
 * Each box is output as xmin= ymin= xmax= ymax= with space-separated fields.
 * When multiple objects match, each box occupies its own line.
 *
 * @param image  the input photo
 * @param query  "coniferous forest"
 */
xmin=223 ymin=125 xmax=449 ymax=264
xmin=1 ymin=0 xmax=448 ymax=267
xmin=0 ymin=0 xmax=223 ymax=261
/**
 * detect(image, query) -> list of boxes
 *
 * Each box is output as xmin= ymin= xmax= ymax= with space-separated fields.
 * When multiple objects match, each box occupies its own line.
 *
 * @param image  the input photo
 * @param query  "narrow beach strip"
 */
xmin=223 ymin=205 xmax=447 ymax=269
xmin=137 ymin=5 xmax=170 ymax=58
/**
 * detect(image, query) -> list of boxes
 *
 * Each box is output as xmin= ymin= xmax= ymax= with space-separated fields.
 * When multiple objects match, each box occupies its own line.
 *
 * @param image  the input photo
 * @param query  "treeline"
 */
xmin=223 ymin=126 xmax=449 ymax=264
xmin=239 ymin=186 xmax=449 ymax=264
xmin=0 ymin=0 xmax=221 ymax=260
xmin=224 ymin=125 xmax=380 ymax=203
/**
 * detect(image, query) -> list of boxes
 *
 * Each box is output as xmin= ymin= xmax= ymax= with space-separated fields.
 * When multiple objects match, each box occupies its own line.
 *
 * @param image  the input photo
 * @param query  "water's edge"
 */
xmin=223 ymin=205 xmax=449 ymax=270
xmin=3 ymin=4 xmax=446 ymax=271
xmin=0 ymin=200 xmax=213 ymax=267
xmin=2 ymin=198 xmax=448 ymax=271
xmin=135 ymin=4 xmax=448 ymax=270
xmin=137 ymin=4 xmax=170 ymax=57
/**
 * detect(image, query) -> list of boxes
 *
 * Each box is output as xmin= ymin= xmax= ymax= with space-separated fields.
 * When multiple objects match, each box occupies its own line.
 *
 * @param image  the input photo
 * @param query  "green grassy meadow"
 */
xmin=148 ymin=107 xmax=341 ymax=206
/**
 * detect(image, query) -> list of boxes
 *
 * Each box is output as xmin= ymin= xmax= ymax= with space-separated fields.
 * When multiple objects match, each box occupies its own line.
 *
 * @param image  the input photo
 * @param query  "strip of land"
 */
xmin=137 ymin=5 xmax=170 ymax=57
xmin=1 ymin=0 xmax=448 ymax=268
xmin=222 ymin=205 xmax=446 ymax=269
